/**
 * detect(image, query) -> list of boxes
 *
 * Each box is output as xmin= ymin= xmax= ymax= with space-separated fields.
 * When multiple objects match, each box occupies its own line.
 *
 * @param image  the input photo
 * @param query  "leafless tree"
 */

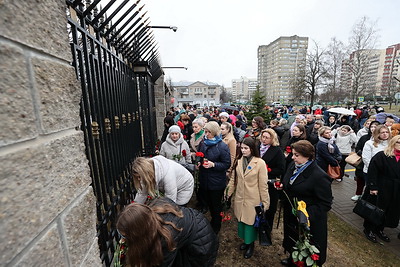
xmin=290 ymin=40 xmax=327 ymax=107
xmin=324 ymin=37 xmax=346 ymax=103
xmin=347 ymin=16 xmax=380 ymax=104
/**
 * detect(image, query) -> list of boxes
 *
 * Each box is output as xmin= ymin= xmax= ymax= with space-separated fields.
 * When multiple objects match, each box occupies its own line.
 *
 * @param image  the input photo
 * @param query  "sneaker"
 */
xmin=351 ymin=195 xmax=361 ymax=201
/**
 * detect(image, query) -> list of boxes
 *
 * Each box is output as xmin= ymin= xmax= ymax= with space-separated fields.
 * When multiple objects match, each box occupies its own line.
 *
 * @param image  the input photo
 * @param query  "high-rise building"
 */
xmin=340 ymin=44 xmax=400 ymax=100
xmin=231 ymin=76 xmax=258 ymax=103
xmin=381 ymin=44 xmax=400 ymax=97
xmin=258 ymin=35 xmax=308 ymax=104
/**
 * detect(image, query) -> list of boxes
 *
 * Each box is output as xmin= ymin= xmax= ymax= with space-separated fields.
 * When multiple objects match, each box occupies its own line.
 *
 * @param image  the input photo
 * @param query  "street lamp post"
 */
xmin=162 ymin=67 xmax=188 ymax=70
xmin=147 ymin=25 xmax=178 ymax=32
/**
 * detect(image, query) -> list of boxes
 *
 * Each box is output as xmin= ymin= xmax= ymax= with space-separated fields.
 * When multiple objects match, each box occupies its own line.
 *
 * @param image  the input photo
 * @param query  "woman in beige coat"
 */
xmin=226 ymin=137 xmax=270 ymax=259
xmin=221 ymin=121 xmax=237 ymax=176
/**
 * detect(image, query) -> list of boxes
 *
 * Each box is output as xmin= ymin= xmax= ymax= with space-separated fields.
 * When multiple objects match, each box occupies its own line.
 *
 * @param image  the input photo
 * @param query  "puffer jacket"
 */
xmin=150 ymin=198 xmax=219 ymax=267
xmin=333 ymin=129 xmax=358 ymax=155
xmin=198 ymin=140 xmax=231 ymax=190
xmin=134 ymin=156 xmax=194 ymax=205
xmin=362 ymin=140 xmax=388 ymax=173
xmin=160 ymin=134 xmax=192 ymax=165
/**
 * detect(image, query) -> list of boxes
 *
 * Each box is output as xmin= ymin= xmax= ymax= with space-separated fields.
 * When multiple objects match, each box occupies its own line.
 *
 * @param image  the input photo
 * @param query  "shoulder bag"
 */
xmin=345 ymin=152 xmax=362 ymax=167
xmin=353 ymin=198 xmax=384 ymax=226
xmin=327 ymin=162 xmax=341 ymax=179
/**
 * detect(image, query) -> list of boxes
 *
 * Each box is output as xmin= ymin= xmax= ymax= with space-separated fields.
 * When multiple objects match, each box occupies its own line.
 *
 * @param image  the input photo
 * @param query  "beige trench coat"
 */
xmin=227 ymin=157 xmax=270 ymax=225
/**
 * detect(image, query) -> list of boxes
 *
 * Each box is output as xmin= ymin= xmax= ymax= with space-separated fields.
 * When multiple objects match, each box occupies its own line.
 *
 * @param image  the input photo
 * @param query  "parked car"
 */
xmin=271 ymin=102 xmax=283 ymax=108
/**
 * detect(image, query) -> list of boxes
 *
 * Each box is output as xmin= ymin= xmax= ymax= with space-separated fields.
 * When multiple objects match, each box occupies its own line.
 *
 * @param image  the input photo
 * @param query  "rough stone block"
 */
xmin=0 ymin=131 xmax=91 ymax=264
xmin=80 ymin=238 xmax=102 ymax=266
xmin=16 ymin=225 xmax=66 ymax=267
xmin=0 ymin=0 xmax=71 ymax=60
xmin=32 ymin=57 xmax=81 ymax=134
xmin=62 ymin=187 xmax=98 ymax=266
xmin=0 ymin=42 xmax=37 ymax=146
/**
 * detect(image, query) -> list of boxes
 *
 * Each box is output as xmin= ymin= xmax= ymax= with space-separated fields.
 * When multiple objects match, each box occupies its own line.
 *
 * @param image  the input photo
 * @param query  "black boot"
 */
xmin=280 ymin=257 xmax=291 ymax=266
xmin=239 ymin=243 xmax=249 ymax=250
xmin=244 ymin=242 xmax=254 ymax=259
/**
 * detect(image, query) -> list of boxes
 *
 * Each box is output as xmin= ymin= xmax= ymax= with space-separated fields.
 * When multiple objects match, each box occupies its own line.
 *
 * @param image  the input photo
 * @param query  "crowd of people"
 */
xmin=115 ymin=103 xmax=400 ymax=266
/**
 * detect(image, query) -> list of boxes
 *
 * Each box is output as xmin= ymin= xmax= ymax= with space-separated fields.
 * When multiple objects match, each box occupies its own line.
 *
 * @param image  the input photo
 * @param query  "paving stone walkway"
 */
xmin=330 ymin=173 xmax=400 ymax=259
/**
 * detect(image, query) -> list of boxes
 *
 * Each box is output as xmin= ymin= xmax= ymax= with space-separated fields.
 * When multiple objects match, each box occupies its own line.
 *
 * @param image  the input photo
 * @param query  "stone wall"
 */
xmin=0 ymin=1 xmax=100 ymax=266
xmin=154 ymin=75 xmax=169 ymax=140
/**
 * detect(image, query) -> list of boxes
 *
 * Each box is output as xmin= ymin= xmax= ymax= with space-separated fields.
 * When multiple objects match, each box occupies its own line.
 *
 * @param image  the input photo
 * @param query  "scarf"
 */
xmin=260 ymin=144 xmax=270 ymax=158
xmin=204 ymin=134 xmax=222 ymax=146
xmin=318 ymin=136 xmax=336 ymax=153
xmin=395 ymin=149 xmax=400 ymax=162
xmin=290 ymin=160 xmax=313 ymax=185
xmin=242 ymin=156 xmax=253 ymax=172
xmin=195 ymin=130 xmax=204 ymax=141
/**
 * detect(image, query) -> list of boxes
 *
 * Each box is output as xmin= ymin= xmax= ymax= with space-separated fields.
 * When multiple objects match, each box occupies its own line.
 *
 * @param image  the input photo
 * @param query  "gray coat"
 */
xmin=160 ymin=134 xmax=192 ymax=165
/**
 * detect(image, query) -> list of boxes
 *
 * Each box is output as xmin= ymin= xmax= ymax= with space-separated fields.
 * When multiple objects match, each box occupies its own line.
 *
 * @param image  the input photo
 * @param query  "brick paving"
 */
xmin=330 ymin=171 xmax=400 ymax=258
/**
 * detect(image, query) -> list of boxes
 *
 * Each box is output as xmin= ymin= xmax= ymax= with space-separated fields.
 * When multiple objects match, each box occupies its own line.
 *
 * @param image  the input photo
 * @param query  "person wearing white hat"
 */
xmin=219 ymin=112 xmax=230 ymax=124
xmin=159 ymin=125 xmax=192 ymax=169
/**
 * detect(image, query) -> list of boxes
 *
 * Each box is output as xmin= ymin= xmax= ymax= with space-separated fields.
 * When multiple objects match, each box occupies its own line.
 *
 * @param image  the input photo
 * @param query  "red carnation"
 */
xmin=182 ymin=150 xmax=187 ymax=157
xmin=285 ymin=146 xmax=292 ymax=153
xmin=195 ymin=152 xmax=205 ymax=157
xmin=310 ymin=254 xmax=319 ymax=261
xmin=293 ymin=261 xmax=305 ymax=267
xmin=266 ymin=164 xmax=272 ymax=172
xmin=244 ymin=134 xmax=250 ymax=138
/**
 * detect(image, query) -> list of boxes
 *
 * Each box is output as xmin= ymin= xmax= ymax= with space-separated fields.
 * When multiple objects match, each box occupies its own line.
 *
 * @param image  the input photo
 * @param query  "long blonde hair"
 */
xmin=384 ymin=135 xmax=400 ymax=157
xmin=131 ymin=157 xmax=156 ymax=197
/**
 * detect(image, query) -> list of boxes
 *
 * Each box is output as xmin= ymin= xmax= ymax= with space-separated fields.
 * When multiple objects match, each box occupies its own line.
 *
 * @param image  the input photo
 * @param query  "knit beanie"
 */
xmin=168 ymin=125 xmax=181 ymax=133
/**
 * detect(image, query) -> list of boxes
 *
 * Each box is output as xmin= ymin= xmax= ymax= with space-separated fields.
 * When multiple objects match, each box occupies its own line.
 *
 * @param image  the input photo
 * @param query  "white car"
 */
xmin=272 ymin=102 xmax=283 ymax=108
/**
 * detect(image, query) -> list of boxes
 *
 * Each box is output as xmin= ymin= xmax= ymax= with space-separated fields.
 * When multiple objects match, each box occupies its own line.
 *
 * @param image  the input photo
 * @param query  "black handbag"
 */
xmin=353 ymin=198 xmax=385 ymax=226
xmin=254 ymin=204 xmax=272 ymax=246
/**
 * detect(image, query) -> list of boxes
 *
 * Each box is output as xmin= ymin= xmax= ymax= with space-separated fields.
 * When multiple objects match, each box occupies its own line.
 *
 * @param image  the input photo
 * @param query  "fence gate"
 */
xmin=66 ymin=0 xmax=161 ymax=265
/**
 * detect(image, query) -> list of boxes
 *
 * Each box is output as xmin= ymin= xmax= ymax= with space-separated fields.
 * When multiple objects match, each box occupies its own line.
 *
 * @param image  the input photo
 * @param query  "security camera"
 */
xmin=171 ymin=26 xmax=178 ymax=32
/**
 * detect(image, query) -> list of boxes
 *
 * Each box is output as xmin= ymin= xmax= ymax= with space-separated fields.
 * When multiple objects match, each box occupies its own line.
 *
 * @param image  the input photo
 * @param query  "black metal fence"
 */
xmin=66 ymin=0 xmax=161 ymax=265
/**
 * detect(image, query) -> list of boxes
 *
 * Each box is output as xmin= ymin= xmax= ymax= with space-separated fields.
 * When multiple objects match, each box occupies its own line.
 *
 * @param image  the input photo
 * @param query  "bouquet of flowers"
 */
xmin=113 ymin=238 xmax=127 ymax=267
xmin=291 ymin=199 xmax=320 ymax=267
xmin=172 ymin=153 xmax=183 ymax=161
xmin=220 ymin=187 xmax=232 ymax=223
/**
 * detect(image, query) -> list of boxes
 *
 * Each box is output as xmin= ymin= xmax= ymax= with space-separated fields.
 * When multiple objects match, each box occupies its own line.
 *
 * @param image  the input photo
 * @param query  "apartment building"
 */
xmin=231 ymin=76 xmax=258 ymax=102
xmin=381 ymin=43 xmax=400 ymax=96
xmin=171 ymin=81 xmax=221 ymax=107
xmin=340 ymin=44 xmax=400 ymax=100
xmin=258 ymin=35 xmax=308 ymax=104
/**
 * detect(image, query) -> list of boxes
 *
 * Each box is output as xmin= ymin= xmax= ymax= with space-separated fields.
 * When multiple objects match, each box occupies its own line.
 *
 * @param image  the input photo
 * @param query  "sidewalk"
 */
xmin=330 ymin=173 xmax=400 ymax=258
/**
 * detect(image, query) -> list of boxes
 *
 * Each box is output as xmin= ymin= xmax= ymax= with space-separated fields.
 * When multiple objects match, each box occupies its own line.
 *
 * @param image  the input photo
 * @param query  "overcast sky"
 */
xmin=136 ymin=0 xmax=399 ymax=87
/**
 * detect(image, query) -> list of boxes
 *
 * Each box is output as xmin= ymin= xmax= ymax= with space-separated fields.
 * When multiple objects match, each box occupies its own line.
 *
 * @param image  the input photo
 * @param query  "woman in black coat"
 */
xmin=197 ymin=121 xmax=231 ymax=234
xmin=352 ymin=121 xmax=380 ymax=201
xmin=277 ymin=140 xmax=332 ymax=266
xmin=161 ymin=115 xmax=175 ymax=144
xmin=116 ymin=197 xmax=218 ymax=267
xmin=316 ymin=126 xmax=342 ymax=174
xmin=260 ymin=129 xmax=286 ymax=228
xmin=367 ymin=135 xmax=400 ymax=242
xmin=284 ymin=124 xmax=307 ymax=169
